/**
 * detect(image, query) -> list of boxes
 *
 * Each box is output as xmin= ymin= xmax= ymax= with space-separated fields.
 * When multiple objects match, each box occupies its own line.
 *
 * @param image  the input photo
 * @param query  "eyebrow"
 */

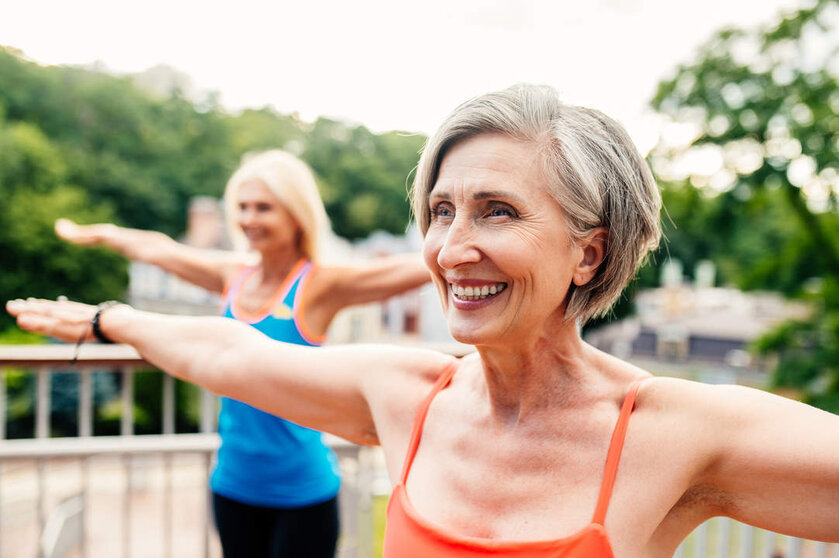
xmin=429 ymin=190 xmax=526 ymax=204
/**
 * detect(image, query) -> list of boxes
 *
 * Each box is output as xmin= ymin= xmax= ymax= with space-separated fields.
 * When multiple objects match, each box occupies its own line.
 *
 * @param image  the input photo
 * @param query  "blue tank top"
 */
xmin=209 ymin=259 xmax=341 ymax=508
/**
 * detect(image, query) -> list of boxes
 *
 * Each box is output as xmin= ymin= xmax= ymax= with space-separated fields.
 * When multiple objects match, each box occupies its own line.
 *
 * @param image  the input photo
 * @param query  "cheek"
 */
xmin=421 ymin=230 xmax=443 ymax=269
xmin=422 ymin=231 xmax=450 ymax=294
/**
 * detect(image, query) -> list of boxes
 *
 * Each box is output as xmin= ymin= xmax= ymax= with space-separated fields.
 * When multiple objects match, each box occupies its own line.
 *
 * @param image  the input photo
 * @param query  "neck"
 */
xmin=256 ymin=246 xmax=306 ymax=285
xmin=473 ymin=315 xmax=599 ymax=425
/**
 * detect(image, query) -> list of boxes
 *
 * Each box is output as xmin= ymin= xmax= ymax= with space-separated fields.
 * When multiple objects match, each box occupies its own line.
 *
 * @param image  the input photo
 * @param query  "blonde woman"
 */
xmin=54 ymin=150 xmax=429 ymax=558
xmin=11 ymin=86 xmax=839 ymax=557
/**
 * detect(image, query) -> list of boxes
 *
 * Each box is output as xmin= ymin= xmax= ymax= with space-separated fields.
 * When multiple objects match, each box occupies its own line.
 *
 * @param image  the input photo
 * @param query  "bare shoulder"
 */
xmin=360 ymin=345 xmax=459 ymax=459
xmin=636 ymin=375 xmax=825 ymax=425
xmin=360 ymin=345 xmax=458 ymax=410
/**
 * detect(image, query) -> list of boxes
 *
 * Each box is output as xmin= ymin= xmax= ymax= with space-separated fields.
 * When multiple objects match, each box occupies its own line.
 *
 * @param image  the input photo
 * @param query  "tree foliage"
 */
xmin=0 ymin=47 xmax=428 ymax=435
xmin=649 ymin=0 xmax=839 ymax=410
xmin=0 ymin=47 xmax=426 ymax=331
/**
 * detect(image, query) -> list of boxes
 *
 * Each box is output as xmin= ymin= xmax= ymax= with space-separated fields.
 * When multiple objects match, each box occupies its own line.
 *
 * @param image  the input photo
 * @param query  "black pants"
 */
xmin=212 ymin=492 xmax=339 ymax=558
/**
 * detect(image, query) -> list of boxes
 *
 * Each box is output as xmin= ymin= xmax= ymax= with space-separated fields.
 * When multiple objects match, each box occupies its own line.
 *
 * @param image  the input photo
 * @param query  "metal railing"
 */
xmin=0 ymin=345 xmax=374 ymax=558
xmin=673 ymin=518 xmax=837 ymax=557
xmin=0 ymin=344 xmax=836 ymax=558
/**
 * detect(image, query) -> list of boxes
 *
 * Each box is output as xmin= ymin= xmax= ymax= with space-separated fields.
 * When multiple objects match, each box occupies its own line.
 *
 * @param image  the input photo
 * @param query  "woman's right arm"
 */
xmin=55 ymin=219 xmax=248 ymax=293
xmin=6 ymin=298 xmax=452 ymax=446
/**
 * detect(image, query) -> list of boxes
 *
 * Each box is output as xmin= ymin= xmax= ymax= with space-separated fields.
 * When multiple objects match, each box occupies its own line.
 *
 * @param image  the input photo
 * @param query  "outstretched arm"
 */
xmin=302 ymin=254 xmax=431 ymax=335
xmin=6 ymin=298 xmax=451 ymax=446
xmin=55 ymin=218 xmax=249 ymax=293
xmin=668 ymin=379 xmax=839 ymax=541
xmin=325 ymin=253 xmax=431 ymax=307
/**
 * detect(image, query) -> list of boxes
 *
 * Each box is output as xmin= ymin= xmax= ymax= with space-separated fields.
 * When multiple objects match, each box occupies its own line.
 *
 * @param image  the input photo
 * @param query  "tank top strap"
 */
xmin=399 ymin=361 xmax=459 ymax=485
xmin=591 ymin=376 xmax=651 ymax=525
xmin=284 ymin=259 xmax=313 ymax=304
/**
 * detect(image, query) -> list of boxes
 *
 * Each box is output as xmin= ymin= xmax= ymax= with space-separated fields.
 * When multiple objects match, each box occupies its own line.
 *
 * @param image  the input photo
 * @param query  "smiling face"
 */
xmin=422 ymin=133 xmax=594 ymax=347
xmin=236 ymin=179 xmax=302 ymax=254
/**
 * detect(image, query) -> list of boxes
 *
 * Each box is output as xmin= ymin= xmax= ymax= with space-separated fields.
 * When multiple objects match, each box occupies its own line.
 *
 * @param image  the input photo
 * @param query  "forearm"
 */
xmin=95 ymin=226 xmax=229 ymax=292
xmin=97 ymin=305 xmax=379 ymax=442
xmin=100 ymin=305 xmax=254 ymax=393
xmin=111 ymin=228 xmax=175 ymax=263
xmin=382 ymin=253 xmax=433 ymax=293
xmin=341 ymin=254 xmax=431 ymax=305
xmin=7 ymin=296 xmax=440 ymax=445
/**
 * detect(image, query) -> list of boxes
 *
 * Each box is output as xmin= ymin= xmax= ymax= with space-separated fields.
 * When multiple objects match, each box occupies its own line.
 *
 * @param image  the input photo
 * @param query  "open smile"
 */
xmin=449 ymin=282 xmax=507 ymax=301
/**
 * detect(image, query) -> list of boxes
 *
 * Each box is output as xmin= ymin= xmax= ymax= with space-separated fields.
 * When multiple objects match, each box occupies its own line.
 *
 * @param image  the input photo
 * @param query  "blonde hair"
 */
xmin=412 ymin=84 xmax=662 ymax=323
xmin=224 ymin=150 xmax=329 ymax=262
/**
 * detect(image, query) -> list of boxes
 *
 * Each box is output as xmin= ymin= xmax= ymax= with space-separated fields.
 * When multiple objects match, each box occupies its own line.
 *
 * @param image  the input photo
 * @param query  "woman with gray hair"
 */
xmin=8 ymin=84 xmax=839 ymax=557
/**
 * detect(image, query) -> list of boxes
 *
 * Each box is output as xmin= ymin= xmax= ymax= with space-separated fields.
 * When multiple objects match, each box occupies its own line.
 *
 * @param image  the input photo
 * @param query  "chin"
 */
xmin=446 ymin=318 xmax=500 ymax=347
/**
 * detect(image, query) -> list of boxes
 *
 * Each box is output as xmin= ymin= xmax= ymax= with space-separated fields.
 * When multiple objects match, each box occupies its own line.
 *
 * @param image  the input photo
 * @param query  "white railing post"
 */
xmin=0 ymin=368 xmax=6 ymax=440
xmin=717 ymin=517 xmax=732 ymax=557
xmin=123 ymin=455 xmax=131 ymax=558
xmin=785 ymin=536 xmax=803 ymax=558
xmin=694 ymin=521 xmax=709 ymax=557
xmin=203 ymin=453 xmax=211 ymax=558
xmin=78 ymin=368 xmax=93 ymax=438
xmin=200 ymin=390 xmax=216 ymax=434
xmin=38 ymin=458 xmax=47 ymax=548
xmin=36 ymin=366 xmax=51 ymax=439
xmin=163 ymin=453 xmax=172 ymax=558
xmin=120 ymin=367 xmax=134 ymax=436
xmin=81 ymin=458 xmax=89 ymax=558
xmin=762 ymin=529 xmax=776 ymax=557
xmin=162 ymin=375 xmax=175 ymax=435
xmin=740 ymin=524 xmax=756 ymax=558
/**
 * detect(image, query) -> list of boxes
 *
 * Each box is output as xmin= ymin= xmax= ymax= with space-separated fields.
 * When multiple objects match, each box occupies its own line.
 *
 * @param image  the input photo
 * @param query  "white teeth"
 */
xmin=450 ymin=282 xmax=506 ymax=301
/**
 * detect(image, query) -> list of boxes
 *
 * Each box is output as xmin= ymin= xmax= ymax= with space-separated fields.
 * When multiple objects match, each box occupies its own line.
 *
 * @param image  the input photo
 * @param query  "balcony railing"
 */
xmin=0 ymin=345 xmax=375 ymax=558
xmin=0 ymin=344 xmax=836 ymax=558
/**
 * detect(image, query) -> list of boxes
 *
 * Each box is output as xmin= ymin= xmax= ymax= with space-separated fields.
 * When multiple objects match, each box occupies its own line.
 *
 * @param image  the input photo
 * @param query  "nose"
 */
xmin=238 ymin=207 xmax=256 ymax=226
xmin=436 ymin=215 xmax=482 ymax=270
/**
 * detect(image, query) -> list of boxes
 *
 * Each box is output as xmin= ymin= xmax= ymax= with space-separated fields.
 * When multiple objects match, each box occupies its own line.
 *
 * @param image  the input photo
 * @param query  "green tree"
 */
xmin=649 ymin=0 xmax=839 ymax=410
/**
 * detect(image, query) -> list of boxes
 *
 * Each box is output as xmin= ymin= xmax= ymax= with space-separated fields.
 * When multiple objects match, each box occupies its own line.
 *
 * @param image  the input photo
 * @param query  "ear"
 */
xmin=572 ymin=227 xmax=608 ymax=286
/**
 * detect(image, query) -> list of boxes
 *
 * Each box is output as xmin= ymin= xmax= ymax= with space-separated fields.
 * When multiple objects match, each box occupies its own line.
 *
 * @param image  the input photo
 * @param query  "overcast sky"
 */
xmin=2 ymin=0 xmax=806 ymax=149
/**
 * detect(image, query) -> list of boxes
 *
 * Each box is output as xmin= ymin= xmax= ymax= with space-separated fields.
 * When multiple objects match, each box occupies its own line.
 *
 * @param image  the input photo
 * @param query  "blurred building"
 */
xmin=584 ymin=260 xmax=809 ymax=386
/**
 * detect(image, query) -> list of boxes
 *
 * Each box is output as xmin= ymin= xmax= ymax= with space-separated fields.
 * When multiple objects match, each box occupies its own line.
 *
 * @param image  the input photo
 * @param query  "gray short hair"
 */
xmin=411 ymin=84 xmax=661 ymax=323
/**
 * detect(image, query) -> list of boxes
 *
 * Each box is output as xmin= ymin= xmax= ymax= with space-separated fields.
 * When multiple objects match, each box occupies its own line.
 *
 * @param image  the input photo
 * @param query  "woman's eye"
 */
xmin=431 ymin=204 xmax=454 ymax=219
xmin=487 ymin=204 xmax=517 ymax=218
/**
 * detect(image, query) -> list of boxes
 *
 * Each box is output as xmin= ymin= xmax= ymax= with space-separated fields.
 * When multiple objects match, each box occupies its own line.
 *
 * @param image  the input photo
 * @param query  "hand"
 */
xmin=54 ymin=218 xmax=115 ymax=246
xmin=6 ymin=298 xmax=100 ymax=342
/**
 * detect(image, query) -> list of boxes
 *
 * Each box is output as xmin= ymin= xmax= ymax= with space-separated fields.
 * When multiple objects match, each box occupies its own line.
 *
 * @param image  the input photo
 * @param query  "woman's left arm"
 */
xmin=698 ymin=383 xmax=839 ymax=541
xmin=323 ymin=254 xmax=431 ymax=306
xmin=301 ymin=254 xmax=431 ymax=335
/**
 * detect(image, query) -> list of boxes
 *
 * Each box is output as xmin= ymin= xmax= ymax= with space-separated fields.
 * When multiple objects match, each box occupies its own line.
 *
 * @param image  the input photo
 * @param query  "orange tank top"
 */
xmin=383 ymin=364 xmax=648 ymax=557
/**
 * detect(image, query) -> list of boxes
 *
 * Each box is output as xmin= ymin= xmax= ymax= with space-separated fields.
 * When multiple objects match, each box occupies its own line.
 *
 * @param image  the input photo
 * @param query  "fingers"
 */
xmin=54 ymin=219 xmax=105 ymax=245
xmin=19 ymin=313 xmax=92 ymax=343
xmin=54 ymin=218 xmax=80 ymax=240
xmin=6 ymin=298 xmax=99 ymax=342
